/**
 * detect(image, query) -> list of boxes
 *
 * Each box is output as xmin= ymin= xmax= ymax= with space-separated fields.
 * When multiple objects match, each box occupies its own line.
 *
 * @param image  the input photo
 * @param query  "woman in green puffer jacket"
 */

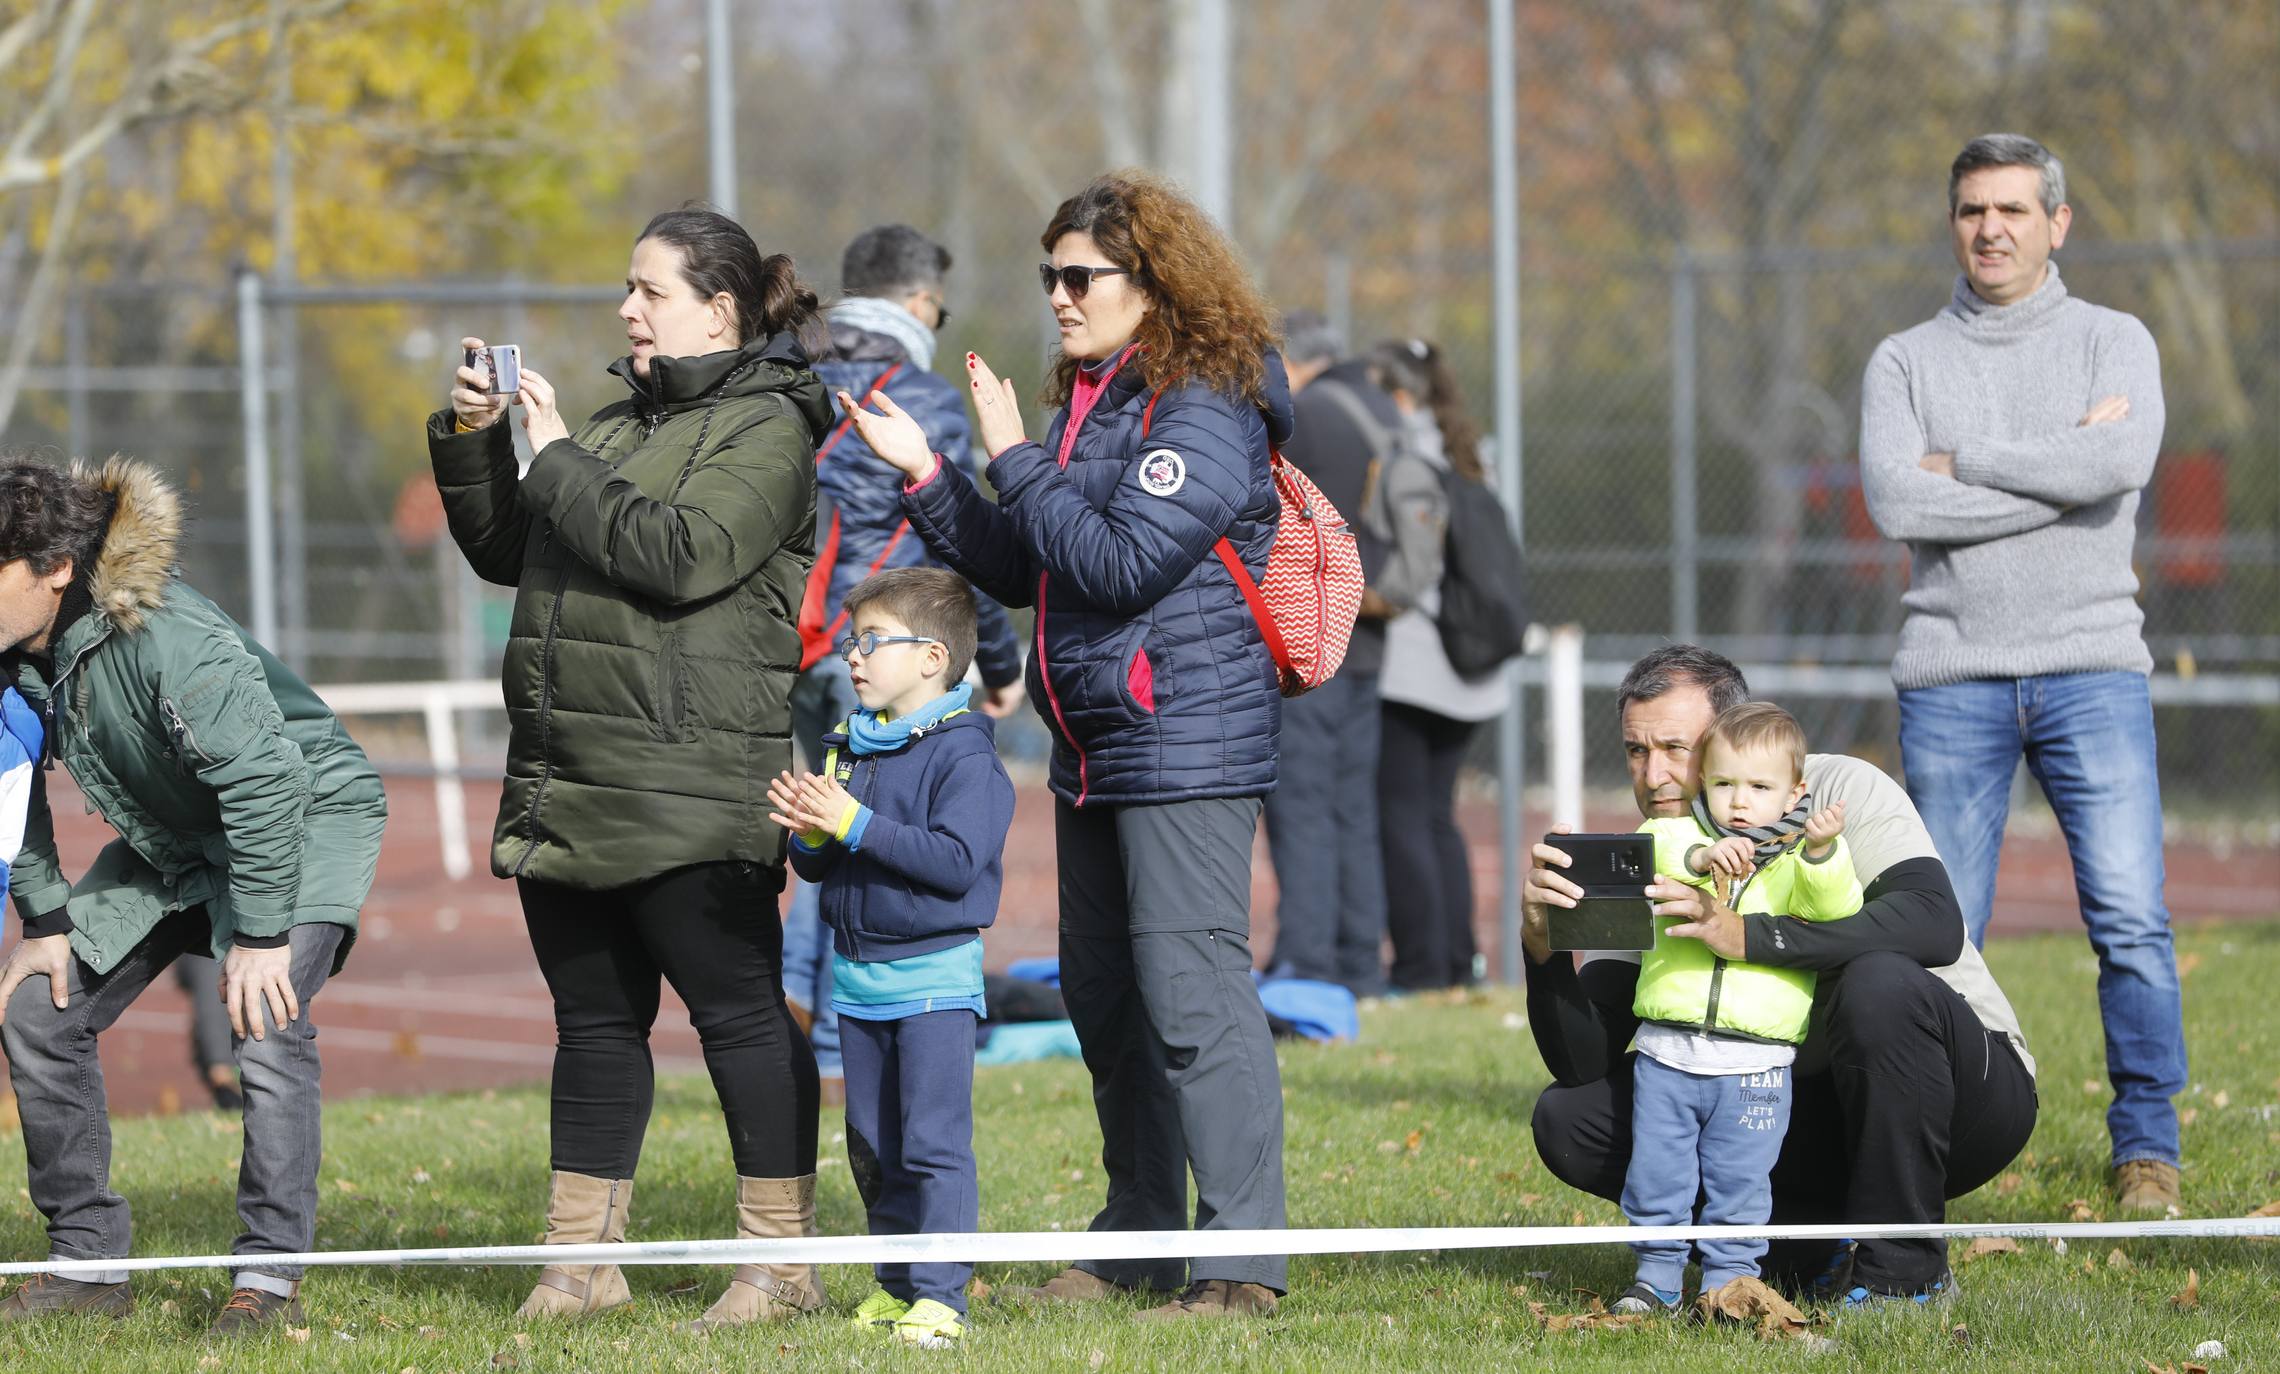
xmin=426 ymin=208 xmax=831 ymax=1331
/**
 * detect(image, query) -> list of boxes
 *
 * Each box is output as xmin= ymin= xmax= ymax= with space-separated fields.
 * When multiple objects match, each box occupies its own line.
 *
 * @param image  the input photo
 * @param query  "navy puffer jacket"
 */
xmin=813 ymin=324 xmax=1023 ymax=688
xmin=902 ymin=352 xmax=1290 ymax=805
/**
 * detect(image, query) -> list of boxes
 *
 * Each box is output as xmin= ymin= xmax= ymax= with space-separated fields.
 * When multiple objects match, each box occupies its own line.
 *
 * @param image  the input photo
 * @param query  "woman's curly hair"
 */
xmin=1040 ymin=171 xmax=1280 ymax=408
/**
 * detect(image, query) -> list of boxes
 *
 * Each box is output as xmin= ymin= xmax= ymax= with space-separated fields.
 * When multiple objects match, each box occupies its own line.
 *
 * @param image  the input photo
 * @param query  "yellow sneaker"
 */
xmin=851 ymin=1289 xmax=911 ymax=1330
xmin=893 ymin=1298 xmax=966 ymax=1348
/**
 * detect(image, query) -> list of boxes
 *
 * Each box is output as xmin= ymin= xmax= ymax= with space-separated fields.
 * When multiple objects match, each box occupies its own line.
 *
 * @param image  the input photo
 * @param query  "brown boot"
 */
xmin=0 ymin=1273 xmax=133 ymax=1320
xmin=2114 ymin=1159 xmax=2182 ymax=1213
xmin=516 ymin=1172 xmax=635 ymax=1318
xmin=1001 ymin=1266 xmax=1132 ymax=1306
xmin=682 ymin=1176 xmax=825 ymax=1333
xmin=1137 ymin=1280 xmax=1279 ymax=1321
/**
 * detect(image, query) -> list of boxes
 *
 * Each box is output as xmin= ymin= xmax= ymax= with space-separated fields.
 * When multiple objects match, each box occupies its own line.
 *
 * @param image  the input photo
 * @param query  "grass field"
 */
xmin=1 ymin=921 xmax=2275 ymax=1372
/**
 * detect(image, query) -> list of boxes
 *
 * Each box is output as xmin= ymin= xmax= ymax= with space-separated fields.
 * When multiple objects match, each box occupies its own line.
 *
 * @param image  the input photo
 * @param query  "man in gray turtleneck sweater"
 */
xmin=1861 ymin=133 xmax=2186 ymax=1216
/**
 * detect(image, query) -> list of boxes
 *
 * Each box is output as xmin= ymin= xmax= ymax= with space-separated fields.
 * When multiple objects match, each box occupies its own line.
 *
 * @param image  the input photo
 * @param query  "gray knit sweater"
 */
xmin=1859 ymin=264 xmax=2163 ymax=689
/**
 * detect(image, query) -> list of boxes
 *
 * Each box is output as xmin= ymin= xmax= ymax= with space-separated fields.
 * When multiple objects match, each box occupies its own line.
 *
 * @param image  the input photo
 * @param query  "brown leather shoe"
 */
xmin=209 ymin=1285 xmax=306 ymax=1337
xmin=1136 ymin=1280 xmax=1279 ymax=1320
xmin=2114 ymin=1159 xmax=2182 ymax=1213
xmin=1001 ymin=1266 xmax=1132 ymax=1305
xmin=0 ymin=1273 xmax=132 ymax=1320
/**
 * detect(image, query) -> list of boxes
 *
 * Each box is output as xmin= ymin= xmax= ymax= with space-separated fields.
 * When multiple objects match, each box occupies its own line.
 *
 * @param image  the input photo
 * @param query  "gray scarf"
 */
xmin=829 ymin=295 xmax=936 ymax=372
xmin=1691 ymin=790 xmax=1814 ymax=869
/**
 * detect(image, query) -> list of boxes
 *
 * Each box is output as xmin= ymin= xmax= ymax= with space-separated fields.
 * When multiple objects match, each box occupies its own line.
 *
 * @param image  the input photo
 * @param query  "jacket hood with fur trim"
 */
xmin=78 ymin=456 xmax=182 ymax=636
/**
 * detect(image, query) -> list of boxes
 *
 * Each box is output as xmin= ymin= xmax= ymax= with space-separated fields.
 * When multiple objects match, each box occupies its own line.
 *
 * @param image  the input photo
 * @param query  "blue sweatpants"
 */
xmin=839 ymin=1009 xmax=980 ymax=1313
xmin=1620 ymin=1053 xmax=1793 ymax=1293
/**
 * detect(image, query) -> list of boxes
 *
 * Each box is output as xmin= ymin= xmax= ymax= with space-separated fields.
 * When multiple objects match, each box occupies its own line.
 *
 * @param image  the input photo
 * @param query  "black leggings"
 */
xmin=1379 ymin=702 xmax=1481 ymax=991
xmin=520 ymin=861 xmax=818 ymax=1179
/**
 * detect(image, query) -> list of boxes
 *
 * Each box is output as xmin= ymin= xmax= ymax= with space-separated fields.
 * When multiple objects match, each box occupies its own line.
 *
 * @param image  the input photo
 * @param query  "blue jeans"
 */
xmin=840 ymin=1009 xmax=980 ymax=1312
xmin=1621 ymin=1055 xmax=1792 ymax=1292
xmin=785 ymin=660 xmax=860 ymax=1078
xmin=1898 ymin=671 xmax=2186 ymax=1168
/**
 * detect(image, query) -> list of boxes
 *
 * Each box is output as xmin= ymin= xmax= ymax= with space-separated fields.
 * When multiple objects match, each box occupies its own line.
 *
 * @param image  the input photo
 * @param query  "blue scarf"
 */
xmin=842 ymin=683 xmax=974 ymax=757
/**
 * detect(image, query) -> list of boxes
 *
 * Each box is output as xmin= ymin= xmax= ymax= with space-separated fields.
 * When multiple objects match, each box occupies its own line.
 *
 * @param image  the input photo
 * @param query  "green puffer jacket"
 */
xmin=7 ymin=460 xmax=388 ymax=974
xmin=427 ymin=332 xmax=829 ymax=890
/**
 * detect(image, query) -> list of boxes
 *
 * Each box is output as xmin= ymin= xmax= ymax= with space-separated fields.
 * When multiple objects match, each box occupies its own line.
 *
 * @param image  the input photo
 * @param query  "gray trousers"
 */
xmin=1056 ymin=796 xmax=1288 ymax=1292
xmin=2 ymin=909 xmax=341 ymax=1281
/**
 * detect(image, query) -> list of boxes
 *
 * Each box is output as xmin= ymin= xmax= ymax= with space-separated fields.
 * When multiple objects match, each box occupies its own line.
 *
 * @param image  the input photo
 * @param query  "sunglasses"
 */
xmin=921 ymin=290 xmax=951 ymax=329
xmin=1039 ymin=263 xmax=1133 ymax=300
xmin=840 ymin=631 xmax=939 ymax=659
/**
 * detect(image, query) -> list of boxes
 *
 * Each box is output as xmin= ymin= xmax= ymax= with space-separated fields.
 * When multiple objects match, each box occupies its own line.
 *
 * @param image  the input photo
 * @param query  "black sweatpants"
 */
xmin=1529 ymin=950 xmax=2038 ymax=1291
xmin=1379 ymin=702 xmax=1481 ymax=991
xmin=520 ymin=861 xmax=819 ymax=1180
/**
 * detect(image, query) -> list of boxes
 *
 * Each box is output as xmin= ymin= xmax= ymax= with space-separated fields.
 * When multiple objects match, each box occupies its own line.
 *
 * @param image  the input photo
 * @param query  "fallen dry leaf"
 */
xmin=2181 ymin=1107 xmax=2200 ymax=1128
xmin=1951 ymin=1322 xmax=1971 ymax=1347
xmin=1087 ymin=1350 xmax=1107 ymax=1371
xmin=2068 ymin=1199 xmax=2102 ymax=1222
xmin=418 ymin=1326 xmax=443 ymax=1340
xmin=2178 ymin=952 xmax=2203 ymax=977
xmin=1956 ymin=1237 xmax=2020 ymax=1267
xmin=967 ymin=1275 xmax=992 ymax=1302
xmin=1404 ymin=1129 xmax=1424 ymax=1152
xmin=512 ymin=1332 xmax=532 ymax=1348
xmin=2170 ymin=1268 xmax=2200 ymax=1309
xmin=285 ymin=1326 xmax=311 ymax=1344
xmin=2212 ymin=1090 xmax=2231 ymax=1109
xmin=2107 ymin=1248 xmax=2133 ymax=1270
xmin=1693 ymin=1275 xmax=1828 ymax=1345
xmin=197 ymin=1359 xmax=221 ymax=1372
xmin=490 ymin=1356 xmax=518 ymax=1370
xmin=1526 ymin=1298 xmax=1652 ymax=1334
xmin=1996 ymin=1172 xmax=2023 ymax=1196
xmin=2084 ymin=1079 xmax=2104 ymax=1095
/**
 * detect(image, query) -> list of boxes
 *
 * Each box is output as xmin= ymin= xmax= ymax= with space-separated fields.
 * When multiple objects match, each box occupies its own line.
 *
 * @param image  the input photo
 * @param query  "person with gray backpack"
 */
xmin=1367 ymin=339 xmax=1523 ymax=992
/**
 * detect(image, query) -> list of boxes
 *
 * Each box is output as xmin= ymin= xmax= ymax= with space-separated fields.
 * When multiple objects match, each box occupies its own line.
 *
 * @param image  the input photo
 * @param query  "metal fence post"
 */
xmin=705 ymin=0 xmax=738 ymax=218
xmin=236 ymin=271 xmax=279 ymax=648
xmin=1670 ymin=250 xmax=1698 ymax=642
xmin=1490 ymin=0 xmax=1527 ymax=986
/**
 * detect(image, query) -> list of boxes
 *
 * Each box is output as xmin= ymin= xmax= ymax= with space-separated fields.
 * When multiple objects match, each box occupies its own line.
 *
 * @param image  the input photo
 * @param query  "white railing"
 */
xmin=312 ymin=679 xmax=505 ymax=881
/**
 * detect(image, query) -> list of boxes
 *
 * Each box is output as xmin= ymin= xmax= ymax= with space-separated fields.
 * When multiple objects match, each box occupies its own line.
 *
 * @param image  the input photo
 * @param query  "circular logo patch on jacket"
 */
xmin=1138 ymin=449 xmax=1186 ymax=497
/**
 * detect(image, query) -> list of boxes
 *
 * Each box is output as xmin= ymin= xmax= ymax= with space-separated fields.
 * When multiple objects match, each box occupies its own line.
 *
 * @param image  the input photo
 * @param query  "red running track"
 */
xmin=3 ymin=773 xmax=2271 ymax=1119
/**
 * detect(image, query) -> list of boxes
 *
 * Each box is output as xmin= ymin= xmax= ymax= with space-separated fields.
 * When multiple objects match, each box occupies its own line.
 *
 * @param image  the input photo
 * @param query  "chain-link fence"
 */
xmin=3 ymin=0 xmax=2274 ymax=815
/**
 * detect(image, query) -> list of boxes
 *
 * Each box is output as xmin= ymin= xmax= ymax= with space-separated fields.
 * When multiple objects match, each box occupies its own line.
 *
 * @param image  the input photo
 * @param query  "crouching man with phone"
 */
xmin=1521 ymin=645 xmax=2037 ymax=1310
xmin=0 ymin=458 xmax=387 ymax=1336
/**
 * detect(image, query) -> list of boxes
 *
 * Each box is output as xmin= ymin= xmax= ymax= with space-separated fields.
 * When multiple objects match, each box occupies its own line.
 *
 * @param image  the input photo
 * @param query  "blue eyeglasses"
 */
xmin=840 ymin=631 xmax=940 ymax=659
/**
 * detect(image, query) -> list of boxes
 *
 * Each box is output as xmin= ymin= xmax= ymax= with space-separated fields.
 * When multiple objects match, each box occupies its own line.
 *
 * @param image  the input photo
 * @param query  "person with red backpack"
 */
xmin=785 ymin=226 xmax=1027 ymax=1101
xmin=835 ymin=171 xmax=1304 ymax=1321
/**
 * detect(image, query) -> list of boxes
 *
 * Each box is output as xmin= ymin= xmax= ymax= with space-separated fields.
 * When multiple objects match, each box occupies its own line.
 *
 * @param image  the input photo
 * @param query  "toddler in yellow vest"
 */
xmin=1613 ymin=702 xmax=1860 ymax=1314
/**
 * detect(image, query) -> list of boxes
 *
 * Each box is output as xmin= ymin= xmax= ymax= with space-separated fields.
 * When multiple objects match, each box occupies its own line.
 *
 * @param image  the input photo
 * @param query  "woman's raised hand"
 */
xmin=513 ymin=367 xmax=572 ymax=452
xmin=963 ymin=352 xmax=1027 ymax=458
xmin=450 ymin=336 xmax=508 ymax=430
xmin=836 ymin=388 xmax=936 ymax=480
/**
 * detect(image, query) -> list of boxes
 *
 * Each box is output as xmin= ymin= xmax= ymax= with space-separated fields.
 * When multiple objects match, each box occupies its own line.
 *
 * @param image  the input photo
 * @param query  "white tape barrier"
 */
xmin=3 ymin=1217 xmax=2273 ymax=1279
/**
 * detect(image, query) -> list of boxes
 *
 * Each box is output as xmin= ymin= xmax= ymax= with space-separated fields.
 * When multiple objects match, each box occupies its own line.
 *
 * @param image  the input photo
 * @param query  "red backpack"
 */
xmin=1143 ymin=391 xmax=1362 ymax=696
xmin=796 ymin=363 xmax=909 ymax=671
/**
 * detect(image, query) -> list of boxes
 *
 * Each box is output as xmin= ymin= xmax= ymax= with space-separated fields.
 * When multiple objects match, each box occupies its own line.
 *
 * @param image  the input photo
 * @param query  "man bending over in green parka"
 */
xmin=0 ymin=457 xmax=387 ymax=1337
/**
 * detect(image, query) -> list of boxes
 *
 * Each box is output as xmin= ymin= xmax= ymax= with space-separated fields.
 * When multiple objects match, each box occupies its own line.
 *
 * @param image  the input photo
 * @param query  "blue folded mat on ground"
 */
xmin=1257 ymin=977 xmax=1360 ymax=1043
xmin=991 ymin=958 xmax=1358 ymax=1044
xmin=974 ymin=1020 xmax=1083 ymax=1066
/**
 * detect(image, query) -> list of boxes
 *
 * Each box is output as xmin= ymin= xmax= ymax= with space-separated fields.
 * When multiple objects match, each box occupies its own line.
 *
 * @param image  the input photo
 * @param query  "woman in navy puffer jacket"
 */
xmin=837 ymin=171 xmax=1293 ymax=1318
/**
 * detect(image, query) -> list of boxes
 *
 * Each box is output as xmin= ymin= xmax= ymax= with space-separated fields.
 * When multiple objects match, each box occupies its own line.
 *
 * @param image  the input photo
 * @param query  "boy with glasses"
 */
xmin=766 ymin=568 xmax=1016 ymax=1349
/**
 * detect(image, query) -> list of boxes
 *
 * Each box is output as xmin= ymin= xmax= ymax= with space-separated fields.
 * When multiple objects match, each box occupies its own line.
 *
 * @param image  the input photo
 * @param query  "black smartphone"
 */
xmin=1542 ymin=831 xmax=1658 ymax=951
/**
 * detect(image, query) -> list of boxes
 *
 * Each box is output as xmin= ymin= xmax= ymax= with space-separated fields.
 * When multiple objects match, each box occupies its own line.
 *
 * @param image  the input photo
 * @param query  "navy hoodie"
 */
xmin=787 ymin=707 xmax=1015 ymax=962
